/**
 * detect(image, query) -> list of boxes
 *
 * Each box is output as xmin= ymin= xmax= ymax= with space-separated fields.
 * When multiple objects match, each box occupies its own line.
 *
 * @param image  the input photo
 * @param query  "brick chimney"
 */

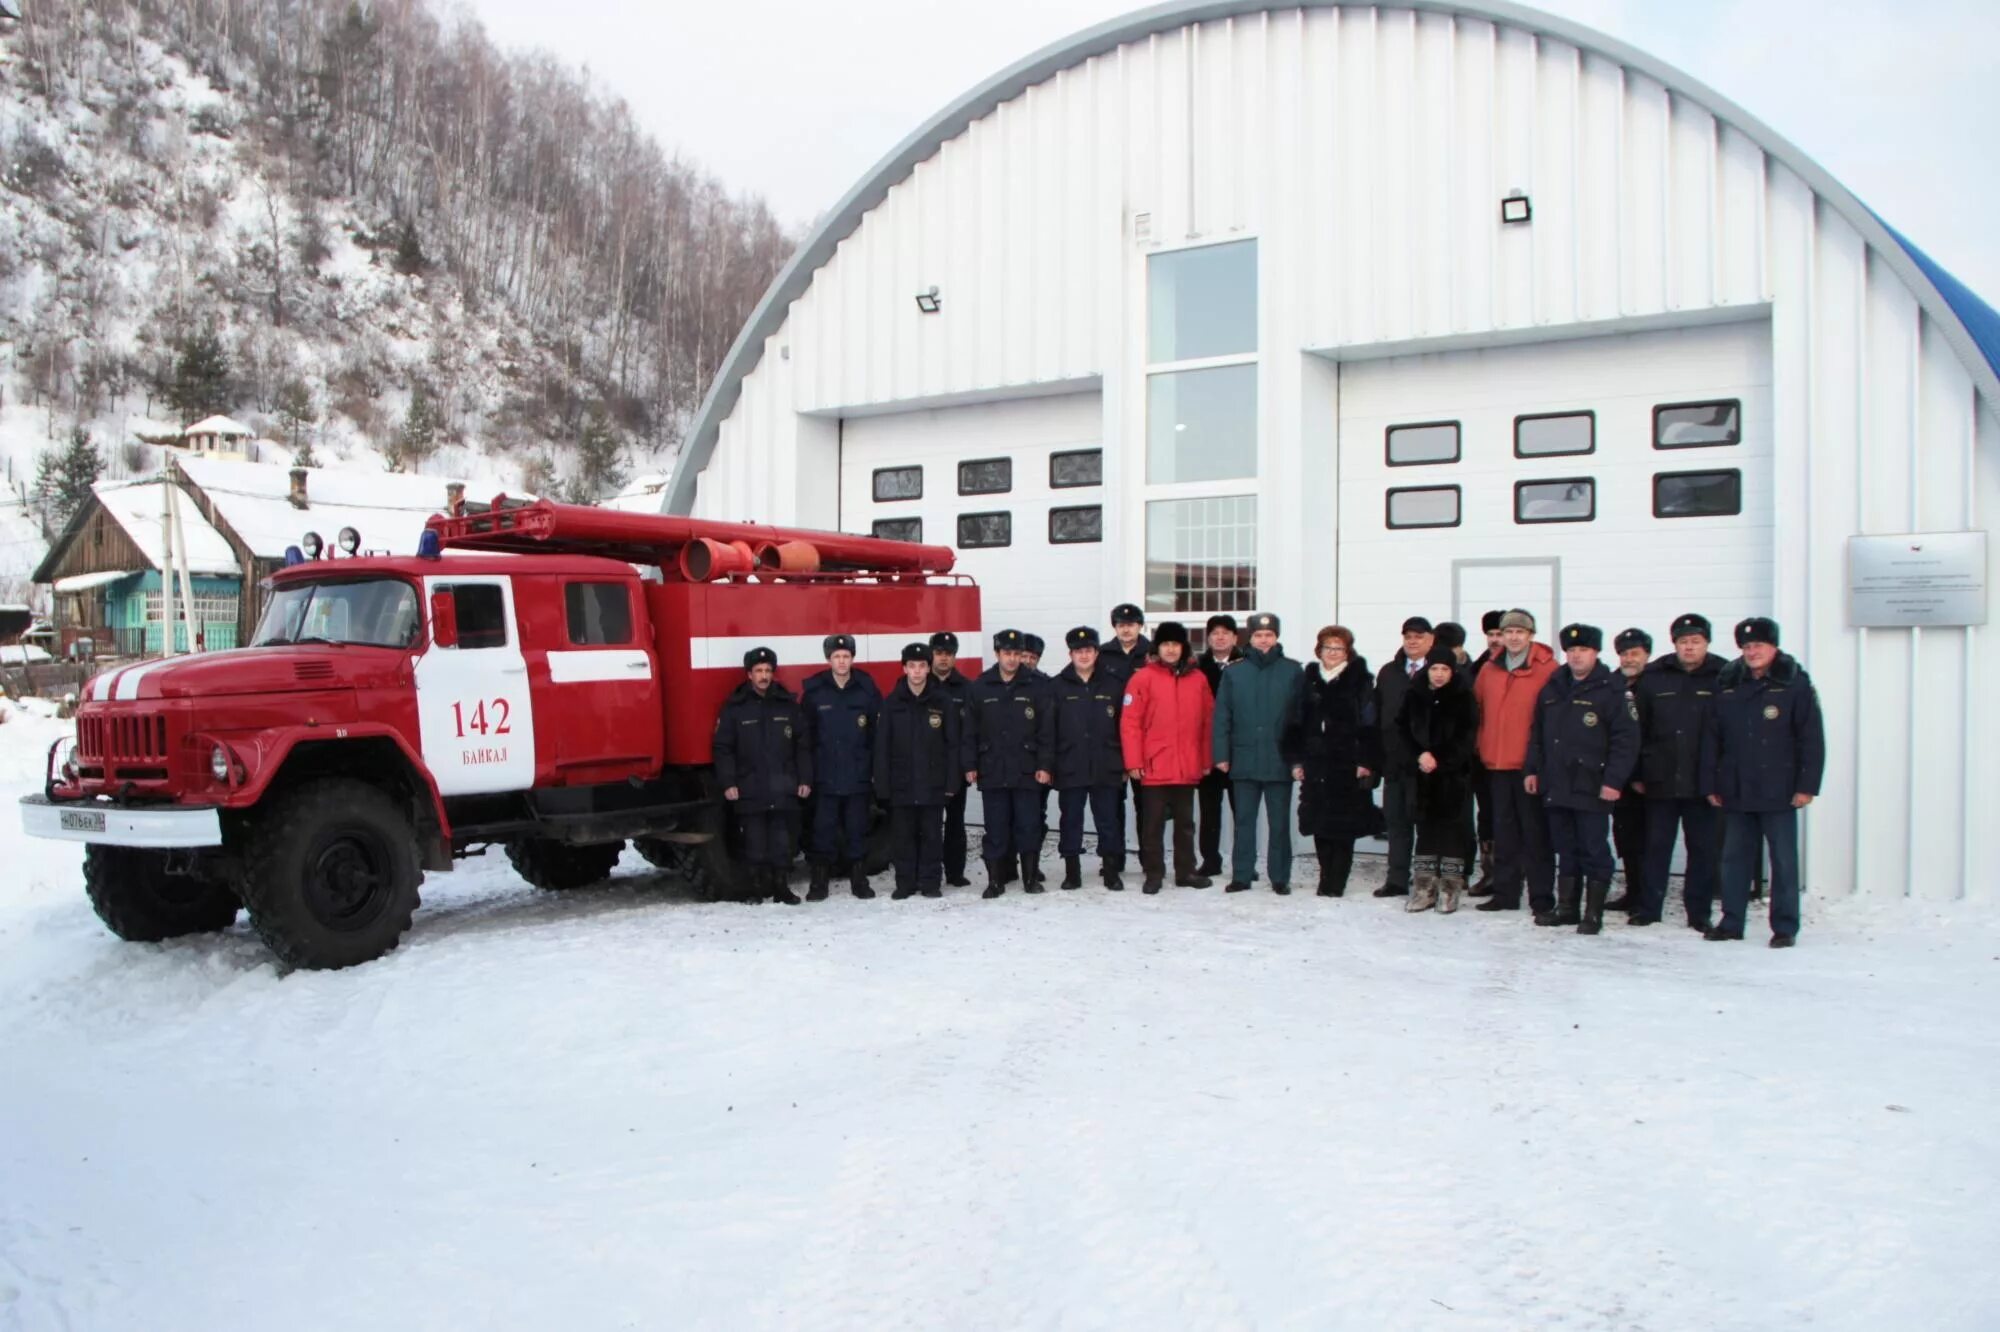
xmin=445 ymin=481 xmax=466 ymax=516
xmin=289 ymin=467 xmax=309 ymax=509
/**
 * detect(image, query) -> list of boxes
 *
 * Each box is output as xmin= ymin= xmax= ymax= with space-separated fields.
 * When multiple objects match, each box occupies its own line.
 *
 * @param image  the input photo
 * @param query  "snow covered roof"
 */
xmin=53 ymin=570 xmax=138 ymax=593
xmin=92 ymin=478 xmax=242 ymax=576
xmin=128 ymin=417 xmax=182 ymax=443
xmin=600 ymin=473 xmax=669 ymax=513
xmin=174 ymin=456 xmax=460 ymax=561
xmin=183 ymin=415 xmax=252 ymax=437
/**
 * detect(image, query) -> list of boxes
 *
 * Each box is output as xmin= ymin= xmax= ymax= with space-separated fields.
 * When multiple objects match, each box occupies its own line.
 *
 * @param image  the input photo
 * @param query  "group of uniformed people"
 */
xmin=711 ymin=601 xmax=1825 ymax=948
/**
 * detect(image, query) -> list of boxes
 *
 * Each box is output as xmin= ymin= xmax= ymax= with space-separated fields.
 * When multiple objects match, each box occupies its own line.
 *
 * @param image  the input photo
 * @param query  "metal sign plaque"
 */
xmin=1847 ymin=531 xmax=1988 ymax=627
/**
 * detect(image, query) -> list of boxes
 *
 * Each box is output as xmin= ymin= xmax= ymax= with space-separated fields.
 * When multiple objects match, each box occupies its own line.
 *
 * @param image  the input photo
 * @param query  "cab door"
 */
xmin=415 ymin=575 xmax=538 ymax=795
xmin=547 ymin=578 xmax=662 ymax=780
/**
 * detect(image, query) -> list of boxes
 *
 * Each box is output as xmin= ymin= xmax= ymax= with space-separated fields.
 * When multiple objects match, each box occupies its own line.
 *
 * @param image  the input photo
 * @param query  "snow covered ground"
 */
xmin=1 ymin=710 xmax=1995 ymax=1331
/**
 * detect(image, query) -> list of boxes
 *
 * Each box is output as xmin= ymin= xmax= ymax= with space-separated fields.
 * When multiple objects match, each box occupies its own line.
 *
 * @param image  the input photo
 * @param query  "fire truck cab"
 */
xmin=19 ymin=500 xmax=981 ymax=969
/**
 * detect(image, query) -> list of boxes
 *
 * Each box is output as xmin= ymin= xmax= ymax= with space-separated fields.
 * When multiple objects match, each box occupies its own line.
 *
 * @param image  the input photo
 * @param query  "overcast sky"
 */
xmin=456 ymin=0 xmax=1999 ymax=300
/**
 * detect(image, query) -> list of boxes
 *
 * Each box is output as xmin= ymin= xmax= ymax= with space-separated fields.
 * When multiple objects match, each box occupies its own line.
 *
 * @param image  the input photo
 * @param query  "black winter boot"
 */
xmin=1476 ymin=895 xmax=1520 ymax=913
xmin=981 ymin=860 xmax=1006 ymax=899
xmin=1577 ymin=878 xmax=1609 ymax=935
xmin=891 ymin=880 xmax=916 ymax=900
xmin=1142 ymin=877 xmax=1163 ymax=894
xmin=1556 ymin=877 xmax=1582 ymax=926
xmin=849 ymin=867 xmax=875 ymax=900
xmin=1021 ymin=853 xmax=1046 ymax=894
xmin=1469 ymin=841 xmax=1496 ymax=896
xmin=1102 ymin=856 xmax=1125 ymax=891
xmin=772 ymin=867 xmax=802 ymax=906
xmin=806 ymin=862 xmax=831 ymax=902
xmin=1060 ymin=856 xmax=1082 ymax=890
xmin=1604 ymin=860 xmax=1640 ymax=913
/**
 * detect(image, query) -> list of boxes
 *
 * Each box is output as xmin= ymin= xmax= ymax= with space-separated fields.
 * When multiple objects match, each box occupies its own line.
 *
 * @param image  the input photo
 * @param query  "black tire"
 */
xmin=506 ymin=839 xmax=623 ymax=891
xmin=83 ymin=845 xmax=239 ymax=941
xmin=632 ymin=837 xmax=678 ymax=870
xmin=235 ymin=778 xmax=421 ymax=970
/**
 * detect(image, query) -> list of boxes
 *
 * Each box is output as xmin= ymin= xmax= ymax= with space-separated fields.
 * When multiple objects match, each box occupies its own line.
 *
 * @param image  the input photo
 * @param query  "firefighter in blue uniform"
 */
xmin=713 ymin=647 xmax=814 ymax=905
xmin=875 ymin=643 xmax=963 ymax=899
xmin=1700 ymin=617 xmax=1825 ymax=948
xmin=800 ymin=633 xmax=882 ymax=900
xmin=1604 ymin=627 xmax=1653 ymax=915
xmin=965 ymin=629 xmax=1056 ymax=897
xmin=1633 ymin=613 xmax=1726 ymax=928
xmin=1051 ymin=627 xmax=1129 ymax=890
xmin=1524 ymin=624 xmax=1639 ymax=935
xmin=929 ymin=631 xmax=974 ymax=887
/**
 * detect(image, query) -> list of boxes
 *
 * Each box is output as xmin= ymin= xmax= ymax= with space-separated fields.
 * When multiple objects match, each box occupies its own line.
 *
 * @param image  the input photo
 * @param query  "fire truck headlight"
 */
xmin=338 ymin=527 xmax=361 ymax=555
xmin=210 ymin=744 xmax=230 ymax=783
xmin=301 ymin=531 xmax=324 ymax=560
xmin=61 ymin=742 xmax=80 ymax=784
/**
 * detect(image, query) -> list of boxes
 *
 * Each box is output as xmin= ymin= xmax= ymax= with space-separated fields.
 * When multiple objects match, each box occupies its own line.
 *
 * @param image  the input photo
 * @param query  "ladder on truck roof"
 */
xmin=427 ymin=497 xmax=960 ymax=581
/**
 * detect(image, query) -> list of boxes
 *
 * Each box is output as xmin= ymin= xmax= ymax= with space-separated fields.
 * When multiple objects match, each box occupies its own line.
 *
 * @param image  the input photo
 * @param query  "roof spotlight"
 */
xmin=337 ymin=527 xmax=362 ymax=555
xmin=301 ymin=531 xmax=324 ymax=559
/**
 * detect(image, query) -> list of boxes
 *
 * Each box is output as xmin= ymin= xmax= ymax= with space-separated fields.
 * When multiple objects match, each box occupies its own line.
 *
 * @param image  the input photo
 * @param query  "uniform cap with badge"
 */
xmin=1110 ymin=603 xmax=1146 ymax=627
xmin=1065 ymin=626 xmax=1100 ymax=651
xmin=929 ymin=631 xmax=959 ymax=654
xmin=1613 ymin=627 xmax=1652 ymax=654
xmin=901 ymin=642 xmax=931 ymax=665
xmin=822 ymin=633 xmax=857 ymax=658
xmin=993 ymin=629 xmax=1026 ymax=653
xmin=1246 ymin=612 xmax=1281 ymax=636
xmin=743 ymin=646 xmax=778 ymax=670
xmin=1735 ymin=616 xmax=1780 ymax=647
xmin=1670 ymin=613 xmax=1712 ymax=644
xmin=1560 ymin=623 xmax=1604 ymax=652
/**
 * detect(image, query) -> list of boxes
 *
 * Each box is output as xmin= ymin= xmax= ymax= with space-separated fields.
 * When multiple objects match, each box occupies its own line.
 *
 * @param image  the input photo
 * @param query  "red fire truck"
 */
xmin=19 ymin=499 xmax=981 ymax=969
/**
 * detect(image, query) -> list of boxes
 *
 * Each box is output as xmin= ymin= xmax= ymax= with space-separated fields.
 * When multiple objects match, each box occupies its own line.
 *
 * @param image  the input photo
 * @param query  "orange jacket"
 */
xmin=1119 ymin=658 xmax=1214 ymax=786
xmin=1474 ymin=641 xmax=1558 ymax=770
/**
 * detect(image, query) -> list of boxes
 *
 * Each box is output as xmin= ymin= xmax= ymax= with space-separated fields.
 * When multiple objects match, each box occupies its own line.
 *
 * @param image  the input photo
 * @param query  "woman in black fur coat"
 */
xmin=1397 ymin=659 xmax=1479 ymax=912
xmin=1282 ymin=626 xmax=1383 ymax=896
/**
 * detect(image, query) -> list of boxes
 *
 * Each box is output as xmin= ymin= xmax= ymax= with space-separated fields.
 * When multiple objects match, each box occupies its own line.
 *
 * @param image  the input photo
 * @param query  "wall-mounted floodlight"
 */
xmin=915 ymin=286 xmax=942 ymax=314
xmin=1501 ymin=193 xmax=1532 ymax=225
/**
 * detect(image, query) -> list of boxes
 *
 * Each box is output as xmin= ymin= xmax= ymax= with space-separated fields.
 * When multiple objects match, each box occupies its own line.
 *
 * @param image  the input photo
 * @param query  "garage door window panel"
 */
xmin=872 ymin=517 xmax=923 ymax=543
xmin=1514 ymin=411 xmax=1595 ymax=458
xmin=1386 ymin=485 xmax=1462 ymax=529
xmin=1386 ymin=421 xmax=1461 ymax=467
xmin=1050 ymin=449 xmax=1102 ymax=489
xmin=1049 ymin=505 xmax=1102 ymax=544
xmin=957 ymin=458 xmax=1012 ymax=496
xmin=1654 ymin=400 xmax=1741 ymax=449
xmin=1145 ymin=496 xmax=1257 ymax=614
xmin=1515 ymin=478 xmax=1596 ymax=524
xmin=1653 ymin=469 xmax=1742 ymax=518
xmin=957 ymin=512 xmax=1011 ymax=549
xmin=1148 ymin=240 xmax=1258 ymax=362
xmin=1148 ymin=364 xmax=1257 ymax=484
xmin=873 ymin=466 xmax=923 ymax=501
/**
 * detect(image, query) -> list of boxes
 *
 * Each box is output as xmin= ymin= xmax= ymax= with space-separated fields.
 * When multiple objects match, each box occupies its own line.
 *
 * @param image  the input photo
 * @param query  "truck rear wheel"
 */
xmin=83 ymin=845 xmax=239 ymax=941
xmin=506 ymin=839 xmax=623 ymax=891
xmin=236 ymin=778 xmax=421 ymax=970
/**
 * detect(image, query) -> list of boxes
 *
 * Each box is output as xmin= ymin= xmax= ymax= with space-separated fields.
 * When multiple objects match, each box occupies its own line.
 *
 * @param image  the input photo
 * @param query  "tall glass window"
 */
xmin=1147 ymin=363 xmax=1257 ymax=484
xmin=1145 ymin=496 xmax=1258 ymax=614
xmin=1147 ymin=241 xmax=1258 ymax=362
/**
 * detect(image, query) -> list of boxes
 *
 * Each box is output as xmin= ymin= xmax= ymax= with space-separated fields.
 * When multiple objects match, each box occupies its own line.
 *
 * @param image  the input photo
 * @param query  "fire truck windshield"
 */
xmin=252 ymin=578 xmax=420 ymax=649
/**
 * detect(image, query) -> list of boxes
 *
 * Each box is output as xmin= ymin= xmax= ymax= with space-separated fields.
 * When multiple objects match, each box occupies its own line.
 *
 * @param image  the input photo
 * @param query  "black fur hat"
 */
xmin=1735 ymin=616 xmax=1780 ymax=647
xmin=1433 ymin=621 xmax=1467 ymax=652
xmin=1153 ymin=620 xmax=1190 ymax=647
xmin=743 ymin=646 xmax=778 ymax=670
xmin=901 ymin=642 xmax=931 ymax=665
xmin=822 ymin=633 xmax=857 ymax=658
xmin=1614 ymin=628 xmax=1653 ymax=654
xmin=1559 ymin=623 xmax=1603 ymax=652
xmin=1481 ymin=609 xmax=1505 ymax=633
xmin=993 ymin=629 xmax=1026 ymax=653
xmin=929 ymin=631 xmax=959 ymax=654
xmin=1022 ymin=633 xmax=1045 ymax=657
xmin=1065 ymin=626 xmax=1100 ymax=651
xmin=1671 ymin=613 xmax=1713 ymax=643
xmin=1110 ymin=602 xmax=1145 ymax=626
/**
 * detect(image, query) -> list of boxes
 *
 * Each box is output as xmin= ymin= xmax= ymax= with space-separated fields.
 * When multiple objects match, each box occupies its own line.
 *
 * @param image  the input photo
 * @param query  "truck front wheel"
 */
xmin=506 ymin=839 xmax=623 ymax=891
xmin=84 ymin=845 xmax=239 ymax=941
xmin=236 ymin=778 xmax=421 ymax=970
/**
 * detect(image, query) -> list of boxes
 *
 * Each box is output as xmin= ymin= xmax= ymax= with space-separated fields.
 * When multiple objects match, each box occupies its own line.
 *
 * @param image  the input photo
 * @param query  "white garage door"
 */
xmin=1336 ymin=321 xmax=1774 ymax=664
xmin=840 ymin=392 xmax=1108 ymax=652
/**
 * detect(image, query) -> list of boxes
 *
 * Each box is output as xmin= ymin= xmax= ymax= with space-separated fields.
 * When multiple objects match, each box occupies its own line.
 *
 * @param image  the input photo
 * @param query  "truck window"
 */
xmin=446 ymin=584 xmax=509 ymax=649
xmin=252 ymin=579 xmax=419 ymax=648
xmin=565 ymin=582 xmax=633 ymax=646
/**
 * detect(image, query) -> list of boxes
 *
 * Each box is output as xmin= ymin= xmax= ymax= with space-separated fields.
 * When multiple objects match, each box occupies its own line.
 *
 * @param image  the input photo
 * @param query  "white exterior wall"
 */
xmin=687 ymin=6 xmax=1997 ymax=902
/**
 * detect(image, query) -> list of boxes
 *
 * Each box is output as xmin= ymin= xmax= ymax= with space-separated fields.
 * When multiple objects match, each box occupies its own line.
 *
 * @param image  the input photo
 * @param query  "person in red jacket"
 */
xmin=1119 ymin=621 xmax=1215 ymax=893
xmin=1472 ymin=609 xmax=1559 ymax=915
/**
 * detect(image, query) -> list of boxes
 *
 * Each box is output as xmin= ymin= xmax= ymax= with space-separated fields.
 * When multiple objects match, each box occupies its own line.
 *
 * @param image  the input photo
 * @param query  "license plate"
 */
xmin=60 ymin=809 xmax=106 ymax=833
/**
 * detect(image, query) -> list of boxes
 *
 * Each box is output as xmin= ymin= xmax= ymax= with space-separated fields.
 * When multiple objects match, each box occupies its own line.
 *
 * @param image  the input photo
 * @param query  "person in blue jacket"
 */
xmin=964 ymin=629 xmax=1056 ymax=898
xmin=800 ymin=634 xmax=882 ymax=901
xmin=1700 ymin=617 xmax=1826 ymax=948
xmin=1050 ymin=627 xmax=1128 ymax=890
xmin=1525 ymin=624 xmax=1639 ymax=934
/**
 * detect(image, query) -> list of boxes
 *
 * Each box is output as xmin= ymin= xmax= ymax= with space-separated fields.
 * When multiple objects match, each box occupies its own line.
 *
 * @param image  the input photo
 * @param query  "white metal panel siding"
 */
xmin=838 ymin=394 xmax=1107 ymax=646
xmin=1336 ymin=321 xmax=1773 ymax=665
xmin=685 ymin=7 xmax=1998 ymax=901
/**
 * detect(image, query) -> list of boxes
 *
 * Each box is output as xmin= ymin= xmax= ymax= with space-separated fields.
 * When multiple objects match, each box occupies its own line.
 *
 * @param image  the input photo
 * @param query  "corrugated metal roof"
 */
xmin=1874 ymin=215 xmax=2000 ymax=387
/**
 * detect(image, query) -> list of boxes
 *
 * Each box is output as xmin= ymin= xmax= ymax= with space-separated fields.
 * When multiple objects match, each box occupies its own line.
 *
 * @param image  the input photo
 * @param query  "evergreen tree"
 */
xmin=34 ymin=425 xmax=105 ymax=534
xmin=167 ymin=327 xmax=233 ymax=424
xmin=386 ymin=380 xmax=439 ymax=472
xmin=275 ymin=379 xmax=318 ymax=465
xmin=565 ymin=408 xmax=626 ymax=503
xmin=519 ymin=452 xmax=557 ymax=499
xmin=393 ymin=219 xmax=428 ymax=276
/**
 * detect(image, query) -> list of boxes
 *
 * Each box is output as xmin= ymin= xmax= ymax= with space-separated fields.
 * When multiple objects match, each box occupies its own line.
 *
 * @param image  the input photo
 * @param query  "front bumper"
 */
xmin=19 ymin=795 xmax=223 ymax=848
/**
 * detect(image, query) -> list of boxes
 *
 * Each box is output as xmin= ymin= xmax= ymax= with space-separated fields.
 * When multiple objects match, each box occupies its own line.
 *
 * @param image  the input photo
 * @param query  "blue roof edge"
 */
xmin=1872 ymin=212 xmax=2000 ymax=390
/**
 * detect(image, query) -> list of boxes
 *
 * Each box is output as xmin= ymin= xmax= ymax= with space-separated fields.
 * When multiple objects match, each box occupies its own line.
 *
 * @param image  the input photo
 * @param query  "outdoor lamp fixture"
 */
xmin=337 ymin=526 xmax=362 ymax=556
xmin=1501 ymin=192 xmax=1532 ymax=225
xmin=915 ymin=285 xmax=942 ymax=314
xmin=300 ymin=531 xmax=324 ymax=560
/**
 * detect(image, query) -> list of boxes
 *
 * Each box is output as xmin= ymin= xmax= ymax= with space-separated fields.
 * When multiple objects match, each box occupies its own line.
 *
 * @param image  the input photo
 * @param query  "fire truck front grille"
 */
xmin=82 ymin=714 xmax=169 ymax=765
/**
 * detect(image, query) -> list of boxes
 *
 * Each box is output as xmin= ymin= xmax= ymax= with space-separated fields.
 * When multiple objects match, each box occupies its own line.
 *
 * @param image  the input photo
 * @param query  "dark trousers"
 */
xmin=1382 ymin=775 xmax=1418 ymax=889
xmin=736 ymin=809 xmax=794 ymax=870
xmin=1545 ymin=806 xmax=1614 ymax=883
xmin=1230 ymin=778 xmax=1294 ymax=885
xmin=1058 ymin=785 xmax=1125 ymax=860
xmin=1138 ymin=785 xmax=1196 ymax=882
xmin=1198 ymin=767 xmax=1231 ymax=868
xmin=980 ymin=785 xmax=1046 ymax=864
xmin=1721 ymin=807 xmax=1801 ymax=938
xmin=890 ymin=804 xmax=946 ymax=891
xmin=1314 ymin=835 xmax=1355 ymax=892
xmin=943 ymin=786 xmax=968 ymax=878
xmin=1473 ymin=756 xmax=1493 ymax=843
xmin=1489 ymin=771 xmax=1554 ymax=910
xmin=810 ymin=792 xmax=871 ymax=865
xmin=1612 ymin=796 xmax=1647 ymax=890
xmin=1643 ymin=796 xmax=1723 ymax=922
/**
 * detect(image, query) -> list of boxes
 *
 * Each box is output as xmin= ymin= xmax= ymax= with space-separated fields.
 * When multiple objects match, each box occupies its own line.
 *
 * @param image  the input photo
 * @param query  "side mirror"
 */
xmin=430 ymin=589 xmax=458 ymax=648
